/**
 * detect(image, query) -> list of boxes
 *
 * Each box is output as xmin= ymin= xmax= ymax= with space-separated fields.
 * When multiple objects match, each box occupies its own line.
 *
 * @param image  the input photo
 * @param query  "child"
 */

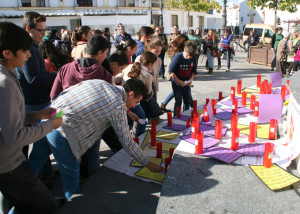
xmin=0 ymin=22 xmax=62 ymax=214
xmin=287 ymin=40 xmax=295 ymax=76
xmin=169 ymin=43 xmax=198 ymax=115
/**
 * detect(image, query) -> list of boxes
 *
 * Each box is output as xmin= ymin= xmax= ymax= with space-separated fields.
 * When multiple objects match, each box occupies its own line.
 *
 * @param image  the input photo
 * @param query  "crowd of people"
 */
xmin=1 ymin=10 xmax=299 ymax=214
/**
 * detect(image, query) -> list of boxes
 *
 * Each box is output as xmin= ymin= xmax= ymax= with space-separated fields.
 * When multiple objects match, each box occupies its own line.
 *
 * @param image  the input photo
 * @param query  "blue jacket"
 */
xmin=222 ymin=34 xmax=233 ymax=46
xmin=114 ymin=33 xmax=132 ymax=48
xmin=16 ymin=43 xmax=55 ymax=105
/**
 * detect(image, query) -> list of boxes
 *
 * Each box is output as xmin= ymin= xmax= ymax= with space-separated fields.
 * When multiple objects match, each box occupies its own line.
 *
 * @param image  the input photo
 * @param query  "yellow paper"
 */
xmin=243 ymin=88 xmax=260 ymax=94
xmin=135 ymin=167 xmax=165 ymax=183
xmin=150 ymin=141 xmax=177 ymax=151
xmin=141 ymin=130 xmax=151 ymax=150
xmin=284 ymin=99 xmax=289 ymax=106
xmin=156 ymin=130 xmax=179 ymax=140
xmin=236 ymin=93 xmax=258 ymax=99
xmin=130 ymin=157 xmax=163 ymax=167
xmin=249 ymin=164 xmax=300 ymax=191
xmin=162 ymin=152 xmax=170 ymax=161
xmin=197 ymin=110 xmax=203 ymax=115
xmin=237 ymin=123 xmax=276 ymax=139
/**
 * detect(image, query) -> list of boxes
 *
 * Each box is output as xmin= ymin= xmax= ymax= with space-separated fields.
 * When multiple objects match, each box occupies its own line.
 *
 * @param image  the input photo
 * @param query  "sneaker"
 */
xmin=217 ymin=65 xmax=222 ymax=70
xmin=226 ymin=68 xmax=230 ymax=72
xmin=160 ymin=103 xmax=171 ymax=112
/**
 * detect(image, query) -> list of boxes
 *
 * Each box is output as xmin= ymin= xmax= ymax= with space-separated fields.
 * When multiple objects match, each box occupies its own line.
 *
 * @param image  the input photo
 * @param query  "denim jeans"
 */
xmin=128 ymin=104 xmax=146 ymax=137
xmin=28 ymin=130 xmax=80 ymax=200
xmin=221 ymin=47 xmax=231 ymax=69
xmin=207 ymin=51 xmax=214 ymax=69
xmin=172 ymin=82 xmax=191 ymax=116
xmin=158 ymin=53 xmax=165 ymax=76
xmin=79 ymin=140 xmax=100 ymax=178
xmin=162 ymin=91 xmax=174 ymax=106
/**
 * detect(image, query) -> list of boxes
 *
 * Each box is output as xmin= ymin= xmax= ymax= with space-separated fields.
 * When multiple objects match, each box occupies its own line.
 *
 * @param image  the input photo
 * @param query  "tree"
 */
xmin=247 ymin=0 xmax=299 ymax=13
xmin=166 ymin=0 xmax=221 ymax=13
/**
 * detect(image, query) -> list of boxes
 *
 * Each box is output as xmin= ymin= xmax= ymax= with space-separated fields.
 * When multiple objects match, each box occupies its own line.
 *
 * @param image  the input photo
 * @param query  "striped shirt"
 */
xmin=51 ymin=79 xmax=149 ymax=166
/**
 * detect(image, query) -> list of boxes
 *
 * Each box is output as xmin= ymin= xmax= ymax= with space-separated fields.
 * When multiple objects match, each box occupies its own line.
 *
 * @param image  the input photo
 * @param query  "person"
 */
xmin=276 ymin=31 xmax=290 ymax=77
xmin=16 ymin=11 xmax=57 ymax=179
xmin=116 ymin=52 xmax=156 ymax=136
xmin=168 ymin=25 xmax=180 ymax=44
xmin=187 ymin=29 xmax=202 ymax=60
xmin=103 ymin=27 xmax=112 ymax=56
xmin=169 ymin=43 xmax=198 ymax=115
xmin=117 ymin=39 xmax=138 ymax=64
xmin=28 ymin=78 xmax=164 ymax=199
xmin=71 ymin=26 xmax=93 ymax=59
xmin=0 ymin=21 xmax=62 ymax=214
xmin=220 ymin=26 xmax=234 ymax=72
xmin=286 ymin=40 xmax=295 ymax=76
xmin=195 ymin=28 xmax=202 ymax=40
xmin=293 ymin=34 xmax=300 ymax=72
xmin=271 ymin=27 xmax=283 ymax=71
xmin=161 ymin=34 xmax=189 ymax=112
xmin=155 ymin=26 xmax=168 ymax=79
xmin=114 ymin=25 xmax=132 ymax=49
xmin=39 ymin=39 xmax=73 ymax=74
xmin=49 ymin=29 xmax=60 ymax=44
xmin=102 ymin=51 xmax=130 ymax=79
xmin=205 ymin=29 xmax=218 ymax=74
xmin=290 ymin=32 xmax=299 ymax=48
xmin=134 ymin=26 xmax=155 ymax=59
xmin=244 ymin=30 xmax=259 ymax=59
xmin=58 ymin=32 xmax=72 ymax=55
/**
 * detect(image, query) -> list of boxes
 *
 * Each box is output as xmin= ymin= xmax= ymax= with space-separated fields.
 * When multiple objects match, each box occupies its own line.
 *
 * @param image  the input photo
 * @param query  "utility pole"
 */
xmin=221 ymin=0 xmax=227 ymax=35
xmin=150 ymin=0 xmax=153 ymax=25
xmin=160 ymin=0 xmax=164 ymax=30
xmin=274 ymin=0 xmax=278 ymax=31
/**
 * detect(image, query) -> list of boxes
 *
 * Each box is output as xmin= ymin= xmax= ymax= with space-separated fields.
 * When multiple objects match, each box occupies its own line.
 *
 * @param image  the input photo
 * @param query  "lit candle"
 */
xmin=186 ymin=118 xmax=191 ymax=128
xmin=230 ymin=87 xmax=236 ymax=100
xmin=281 ymin=86 xmax=286 ymax=102
xmin=215 ymin=120 xmax=223 ymax=139
xmin=248 ymin=122 xmax=257 ymax=143
xmin=237 ymin=79 xmax=242 ymax=94
xmin=250 ymin=95 xmax=256 ymax=110
xmin=263 ymin=143 xmax=274 ymax=168
xmin=241 ymin=91 xmax=247 ymax=106
xmin=156 ymin=142 xmax=162 ymax=158
xmin=253 ymin=101 xmax=259 ymax=117
xmin=286 ymin=80 xmax=290 ymax=94
xmin=191 ymin=119 xmax=199 ymax=139
xmin=219 ymin=92 xmax=223 ymax=101
xmin=195 ymin=131 xmax=204 ymax=154
xmin=193 ymin=100 xmax=197 ymax=111
xmin=231 ymin=128 xmax=240 ymax=150
xmin=232 ymin=99 xmax=238 ymax=114
xmin=151 ymin=129 xmax=156 ymax=147
xmin=268 ymin=83 xmax=272 ymax=94
xmin=268 ymin=119 xmax=278 ymax=140
xmin=151 ymin=119 xmax=156 ymax=131
xmin=167 ymin=112 xmax=172 ymax=127
xmin=211 ymin=99 xmax=217 ymax=115
xmin=177 ymin=106 xmax=181 ymax=118
xmin=169 ymin=148 xmax=175 ymax=159
xmin=203 ymin=105 xmax=209 ymax=122
xmin=206 ymin=98 xmax=210 ymax=105
xmin=231 ymin=112 xmax=238 ymax=130
xmin=257 ymin=75 xmax=261 ymax=88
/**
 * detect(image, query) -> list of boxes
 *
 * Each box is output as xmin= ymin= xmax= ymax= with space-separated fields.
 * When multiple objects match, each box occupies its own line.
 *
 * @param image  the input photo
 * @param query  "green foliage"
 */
xmin=247 ymin=0 xmax=299 ymax=13
xmin=166 ymin=0 xmax=221 ymax=13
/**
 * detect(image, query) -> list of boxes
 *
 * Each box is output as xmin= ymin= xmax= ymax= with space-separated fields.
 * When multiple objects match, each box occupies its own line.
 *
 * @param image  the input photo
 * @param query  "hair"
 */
xmin=277 ymin=27 xmax=283 ymax=32
xmin=207 ymin=29 xmax=216 ymax=41
xmin=173 ymin=25 xmax=179 ymax=28
xmin=128 ymin=51 xmax=157 ymax=78
xmin=104 ymin=27 xmax=110 ymax=33
xmin=166 ymin=34 xmax=189 ymax=58
xmin=225 ymin=26 xmax=232 ymax=37
xmin=184 ymin=43 xmax=197 ymax=57
xmin=123 ymin=78 xmax=148 ymax=99
xmin=109 ymin=51 xmax=129 ymax=66
xmin=155 ymin=26 xmax=162 ymax=32
xmin=0 ymin=22 xmax=33 ymax=60
xmin=39 ymin=40 xmax=73 ymax=70
xmin=147 ymin=37 xmax=163 ymax=50
xmin=117 ymin=39 xmax=137 ymax=52
xmin=86 ymin=34 xmax=110 ymax=55
xmin=137 ymin=26 xmax=154 ymax=40
xmin=195 ymin=28 xmax=202 ymax=39
xmin=49 ymin=29 xmax=58 ymax=42
xmin=93 ymin=29 xmax=103 ymax=35
xmin=71 ymin=26 xmax=91 ymax=46
xmin=188 ymin=29 xmax=195 ymax=35
xmin=61 ymin=32 xmax=69 ymax=41
xmin=22 ymin=11 xmax=46 ymax=29
xmin=292 ymin=32 xmax=298 ymax=38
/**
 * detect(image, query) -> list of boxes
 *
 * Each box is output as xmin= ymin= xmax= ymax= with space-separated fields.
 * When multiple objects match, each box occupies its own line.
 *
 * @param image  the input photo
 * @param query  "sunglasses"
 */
xmin=33 ymin=27 xmax=47 ymax=34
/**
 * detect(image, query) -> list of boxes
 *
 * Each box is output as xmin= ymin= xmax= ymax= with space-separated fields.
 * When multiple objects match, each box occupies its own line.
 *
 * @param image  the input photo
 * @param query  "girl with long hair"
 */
xmin=71 ymin=26 xmax=92 ymax=59
xmin=117 ymin=39 xmax=138 ymax=64
xmin=205 ymin=29 xmax=217 ymax=74
xmin=220 ymin=26 xmax=234 ymax=72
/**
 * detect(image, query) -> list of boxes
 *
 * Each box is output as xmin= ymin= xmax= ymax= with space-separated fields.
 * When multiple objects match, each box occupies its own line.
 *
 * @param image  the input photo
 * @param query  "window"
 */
xmin=264 ymin=29 xmax=273 ymax=38
xmin=199 ymin=16 xmax=204 ymax=29
xmin=254 ymin=28 xmax=263 ymax=37
xmin=22 ymin=0 xmax=31 ymax=7
xmin=171 ymin=15 xmax=178 ymax=27
xmin=152 ymin=15 xmax=159 ymax=27
xmin=36 ymin=0 xmax=45 ymax=7
xmin=128 ymin=0 xmax=134 ymax=7
xmin=77 ymin=0 xmax=93 ymax=6
xmin=118 ymin=0 xmax=126 ymax=7
xmin=188 ymin=15 xmax=193 ymax=27
xmin=244 ymin=27 xmax=252 ymax=36
xmin=152 ymin=0 xmax=160 ymax=7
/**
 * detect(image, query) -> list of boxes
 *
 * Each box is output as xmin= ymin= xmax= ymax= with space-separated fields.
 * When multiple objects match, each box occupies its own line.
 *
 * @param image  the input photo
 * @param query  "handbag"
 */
xmin=212 ymin=48 xmax=222 ymax=57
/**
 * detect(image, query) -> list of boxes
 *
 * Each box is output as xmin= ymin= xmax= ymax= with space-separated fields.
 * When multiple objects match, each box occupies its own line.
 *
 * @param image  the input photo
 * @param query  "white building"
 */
xmin=227 ymin=2 xmax=239 ymax=28
xmin=0 ymin=0 xmax=222 ymax=35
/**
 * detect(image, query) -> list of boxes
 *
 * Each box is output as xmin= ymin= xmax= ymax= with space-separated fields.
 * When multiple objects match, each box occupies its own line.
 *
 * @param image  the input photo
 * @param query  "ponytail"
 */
xmin=128 ymin=62 xmax=142 ymax=78
xmin=117 ymin=39 xmax=137 ymax=52
xmin=71 ymin=26 xmax=91 ymax=46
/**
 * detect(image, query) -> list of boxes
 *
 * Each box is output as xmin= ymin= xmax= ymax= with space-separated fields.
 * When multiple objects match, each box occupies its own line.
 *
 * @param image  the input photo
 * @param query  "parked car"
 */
xmin=242 ymin=23 xmax=275 ymax=49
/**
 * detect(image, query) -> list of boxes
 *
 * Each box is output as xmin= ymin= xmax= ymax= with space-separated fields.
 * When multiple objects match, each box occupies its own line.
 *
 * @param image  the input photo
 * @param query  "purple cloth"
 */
xmin=214 ymin=109 xmax=232 ymax=120
xmin=223 ymin=107 xmax=253 ymax=115
xmin=270 ymin=72 xmax=282 ymax=87
xmin=235 ymin=143 xmax=265 ymax=156
xmin=199 ymin=124 xmax=227 ymax=136
xmin=219 ymin=100 xmax=243 ymax=108
xmin=180 ymin=134 xmax=220 ymax=148
xmin=173 ymin=114 xmax=191 ymax=121
xmin=162 ymin=124 xmax=187 ymax=131
xmin=258 ymin=94 xmax=282 ymax=124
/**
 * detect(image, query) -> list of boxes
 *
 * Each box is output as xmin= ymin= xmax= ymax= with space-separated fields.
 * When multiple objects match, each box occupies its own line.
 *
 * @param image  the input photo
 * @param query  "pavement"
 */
xmin=38 ymin=50 xmax=291 ymax=213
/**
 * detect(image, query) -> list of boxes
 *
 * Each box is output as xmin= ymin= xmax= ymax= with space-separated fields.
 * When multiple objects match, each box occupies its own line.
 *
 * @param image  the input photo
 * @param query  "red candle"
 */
xmin=195 ymin=131 xmax=204 ymax=154
xmin=263 ymin=143 xmax=274 ymax=168
xmin=250 ymin=95 xmax=256 ymax=110
xmin=269 ymin=119 xmax=278 ymax=140
xmin=257 ymin=75 xmax=261 ymax=88
xmin=151 ymin=119 xmax=156 ymax=130
xmin=248 ymin=122 xmax=257 ymax=143
xmin=215 ymin=120 xmax=223 ymax=139
xmin=237 ymin=79 xmax=242 ymax=94
xmin=219 ymin=92 xmax=223 ymax=101
xmin=193 ymin=100 xmax=197 ymax=111
xmin=231 ymin=128 xmax=240 ymax=150
xmin=286 ymin=80 xmax=290 ymax=94
xmin=169 ymin=148 xmax=175 ymax=159
xmin=260 ymin=82 xmax=264 ymax=94
xmin=177 ymin=106 xmax=182 ymax=118
xmin=231 ymin=112 xmax=238 ymax=130
xmin=241 ymin=91 xmax=247 ymax=106
xmin=203 ymin=105 xmax=209 ymax=122
xmin=232 ymin=99 xmax=238 ymax=114
xmin=133 ymin=137 xmax=139 ymax=145
xmin=156 ymin=142 xmax=162 ymax=158
xmin=165 ymin=157 xmax=171 ymax=173
xmin=186 ymin=118 xmax=191 ymax=128
xmin=206 ymin=98 xmax=210 ymax=105
xmin=211 ymin=99 xmax=217 ymax=115
xmin=191 ymin=119 xmax=199 ymax=139
xmin=230 ymin=87 xmax=236 ymax=100
xmin=253 ymin=101 xmax=259 ymax=117
xmin=281 ymin=86 xmax=286 ymax=101
xmin=267 ymin=83 xmax=272 ymax=94
xmin=167 ymin=112 xmax=172 ymax=127
xmin=151 ymin=130 xmax=156 ymax=147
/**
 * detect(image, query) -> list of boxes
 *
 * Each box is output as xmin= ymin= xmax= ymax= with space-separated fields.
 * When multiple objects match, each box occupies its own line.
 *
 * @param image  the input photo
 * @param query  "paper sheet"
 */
xmin=141 ymin=130 xmax=151 ymax=150
xmin=196 ymin=146 xmax=243 ymax=164
xmin=249 ymin=164 xmax=300 ymax=191
xmin=150 ymin=141 xmax=178 ymax=151
xmin=180 ymin=134 xmax=220 ymax=148
xmin=199 ymin=124 xmax=228 ymax=136
xmin=237 ymin=123 xmax=277 ymax=140
xmin=214 ymin=109 xmax=233 ymax=120
xmin=242 ymin=88 xmax=260 ymax=94
xmin=236 ymin=143 xmax=265 ymax=156
xmin=135 ymin=167 xmax=165 ymax=183
xmin=223 ymin=107 xmax=253 ymax=115
xmin=130 ymin=157 xmax=163 ymax=167
xmin=173 ymin=114 xmax=191 ymax=121
xmin=162 ymin=124 xmax=187 ymax=131
xmin=156 ymin=130 xmax=179 ymax=140
xmin=270 ymin=72 xmax=282 ymax=87
xmin=258 ymin=94 xmax=282 ymax=124
xmin=206 ymin=100 xmax=214 ymax=123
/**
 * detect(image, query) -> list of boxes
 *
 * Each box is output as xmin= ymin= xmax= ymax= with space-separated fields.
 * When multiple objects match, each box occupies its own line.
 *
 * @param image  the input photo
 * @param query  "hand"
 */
xmin=147 ymin=161 xmax=164 ymax=173
xmin=188 ymin=80 xmax=193 ymax=87
xmin=36 ymin=107 xmax=56 ymax=120
xmin=127 ymin=111 xmax=139 ymax=122
xmin=51 ymin=116 xmax=63 ymax=129
xmin=179 ymin=80 xmax=188 ymax=87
